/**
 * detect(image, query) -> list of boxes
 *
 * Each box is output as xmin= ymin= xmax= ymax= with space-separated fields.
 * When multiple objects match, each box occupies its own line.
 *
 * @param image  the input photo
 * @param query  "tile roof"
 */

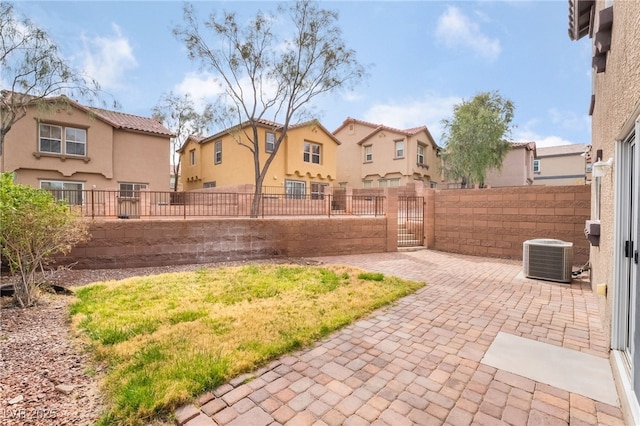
xmin=536 ymin=143 xmax=589 ymax=157
xmin=88 ymin=107 xmax=173 ymax=137
xmin=337 ymin=117 xmax=428 ymax=137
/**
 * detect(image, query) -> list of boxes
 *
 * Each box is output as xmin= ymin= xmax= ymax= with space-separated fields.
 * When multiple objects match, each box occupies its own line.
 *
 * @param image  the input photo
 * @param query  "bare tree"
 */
xmin=152 ymin=92 xmax=214 ymax=192
xmin=174 ymin=0 xmax=365 ymax=216
xmin=0 ymin=2 xmax=102 ymax=172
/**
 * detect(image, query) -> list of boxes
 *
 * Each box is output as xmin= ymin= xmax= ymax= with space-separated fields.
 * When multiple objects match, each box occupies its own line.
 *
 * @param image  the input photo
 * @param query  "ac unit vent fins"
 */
xmin=523 ymin=239 xmax=574 ymax=283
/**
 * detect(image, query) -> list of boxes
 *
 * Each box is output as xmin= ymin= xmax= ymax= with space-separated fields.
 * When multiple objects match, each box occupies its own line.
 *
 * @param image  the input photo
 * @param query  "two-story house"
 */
xmin=532 ymin=143 xmax=589 ymax=186
xmin=178 ymin=119 xmax=340 ymax=197
xmin=569 ymin=1 xmax=640 ymax=423
xmin=483 ymin=141 xmax=537 ymax=188
xmin=1 ymin=94 xmax=173 ymax=198
xmin=333 ymin=117 xmax=441 ymax=188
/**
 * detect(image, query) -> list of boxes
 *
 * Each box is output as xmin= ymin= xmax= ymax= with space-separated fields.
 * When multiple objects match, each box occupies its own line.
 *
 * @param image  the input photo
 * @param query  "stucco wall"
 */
xmin=430 ymin=185 xmax=591 ymax=265
xmin=589 ymin=1 xmax=640 ymax=346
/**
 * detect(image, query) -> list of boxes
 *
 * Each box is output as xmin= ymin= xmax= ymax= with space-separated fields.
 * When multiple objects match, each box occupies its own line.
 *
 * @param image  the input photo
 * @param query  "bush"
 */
xmin=0 ymin=173 xmax=89 ymax=307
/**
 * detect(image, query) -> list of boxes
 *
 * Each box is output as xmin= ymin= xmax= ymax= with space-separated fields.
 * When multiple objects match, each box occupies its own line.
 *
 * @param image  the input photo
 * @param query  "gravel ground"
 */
xmin=0 ymin=258 xmax=317 ymax=425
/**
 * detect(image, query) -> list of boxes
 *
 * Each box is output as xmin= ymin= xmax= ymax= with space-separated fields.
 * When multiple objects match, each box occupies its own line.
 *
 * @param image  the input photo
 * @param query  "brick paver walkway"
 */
xmin=176 ymin=250 xmax=625 ymax=425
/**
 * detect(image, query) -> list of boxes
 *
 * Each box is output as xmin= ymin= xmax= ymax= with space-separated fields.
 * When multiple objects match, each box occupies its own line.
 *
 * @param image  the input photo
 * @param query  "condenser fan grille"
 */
xmin=523 ymin=239 xmax=573 ymax=283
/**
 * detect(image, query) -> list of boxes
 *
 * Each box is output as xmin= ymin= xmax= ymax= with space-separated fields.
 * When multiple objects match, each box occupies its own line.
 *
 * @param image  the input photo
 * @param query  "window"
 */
xmin=304 ymin=142 xmax=321 ymax=164
xmin=364 ymin=145 xmax=372 ymax=162
xmin=363 ymin=180 xmax=372 ymax=188
xmin=65 ymin=127 xmax=86 ymax=156
xmin=586 ymin=162 xmax=593 ymax=173
xmin=417 ymin=144 xmax=425 ymax=165
xmin=395 ymin=140 xmax=404 ymax=158
xmin=40 ymin=180 xmax=83 ymax=205
xmin=39 ymin=123 xmax=86 ymax=156
xmin=285 ymin=180 xmax=306 ymax=199
xmin=266 ymin=132 xmax=275 ymax=153
xmin=430 ymin=181 xmax=438 ymax=188
xmin=119 ymin=182 xmax=147 ymax=199
xmin=533 ymin=159 xmax=541 ymax=174
xmin=379 ymin=178 xmax=400 ymax=187
xmin=39 ymin=124 xmax=62 ymax=153
xmin=310 ymin=182 xmax=328 ymax=200
xmin=203 ymin=181 xmax=216 ymax=188
xmin=189 ymin=149 xmax=196 ymax=166
xmin=214 ymin=140 xmax=222 ymax=164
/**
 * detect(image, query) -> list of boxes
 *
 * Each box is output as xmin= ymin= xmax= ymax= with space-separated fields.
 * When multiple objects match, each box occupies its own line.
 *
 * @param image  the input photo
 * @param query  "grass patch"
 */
xmin=70 ymin=264 xmax=424 ymax=425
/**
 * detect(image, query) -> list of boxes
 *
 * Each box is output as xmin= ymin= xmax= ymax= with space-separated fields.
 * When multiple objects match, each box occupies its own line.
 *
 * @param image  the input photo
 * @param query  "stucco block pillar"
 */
xmin=424 ymin=188 xmax=436 ymax=248
xmin=385 ymin=188 xmax=398 ymax=252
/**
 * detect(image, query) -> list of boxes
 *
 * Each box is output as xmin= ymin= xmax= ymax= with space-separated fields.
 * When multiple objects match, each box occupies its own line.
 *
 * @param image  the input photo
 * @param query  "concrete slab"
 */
xmin=482 ymin=331 xmax=619 ymax=406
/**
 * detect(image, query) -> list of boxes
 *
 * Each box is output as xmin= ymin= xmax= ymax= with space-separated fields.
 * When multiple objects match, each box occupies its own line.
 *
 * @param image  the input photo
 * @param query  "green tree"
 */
xmin=441 ymin=91 xmax=515 ymax=188
xmin=174 ymin=0 xmax=365 ymax=216
xmin=0 ymin=173 xmax=89 ymax=307
xmin=0 ymin=2 xmax=102 ymax=172
xmin=152 ymin=92 xmax=214 ymax=192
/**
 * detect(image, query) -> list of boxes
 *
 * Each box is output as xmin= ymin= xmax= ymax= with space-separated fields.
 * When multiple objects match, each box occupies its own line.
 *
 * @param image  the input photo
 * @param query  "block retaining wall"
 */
xmin=64 ymin=217 xmax=389 ymax=269
xmin=430 ymin=185 xmax=591 ymax=265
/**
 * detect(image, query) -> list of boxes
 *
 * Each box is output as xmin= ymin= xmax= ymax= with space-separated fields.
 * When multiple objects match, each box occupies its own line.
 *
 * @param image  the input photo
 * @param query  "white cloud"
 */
xmin=80 ymin=24 xmax=137 ymax=90
xmin=435 ymin=6 xmax=501 ymax=61
xmin=514 ymin=119 xmax=584 ymax=148
xmin=174 ymin=72 xmax=225 ymax=99
xmin=548 ymin=108 xmax=591 ymax=133
xmin=363 ymin=95 xmax=461 ymax=142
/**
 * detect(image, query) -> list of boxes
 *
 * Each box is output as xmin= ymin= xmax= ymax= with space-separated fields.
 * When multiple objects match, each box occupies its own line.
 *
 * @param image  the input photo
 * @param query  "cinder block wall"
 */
xmin=431 ymin=185 xmax=591 ymax=265
xmin=65 ymin=217 xmax=389 ymax=269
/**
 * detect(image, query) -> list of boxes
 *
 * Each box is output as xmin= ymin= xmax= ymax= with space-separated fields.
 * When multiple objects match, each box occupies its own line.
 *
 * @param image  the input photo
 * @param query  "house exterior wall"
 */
xmin=334 ymin=120 xmax=441 ymax=189
xmin=589 ymin=1 xmax=640 ymax=342
xmin=533 ymin=145 xmax=588 ymax=186
xmin=484 ymin=146 xmax=535 ymax=187
xmin=572 ymin=1 xmax=640 ymax=424
xmin=180 ymin=123 xmax=338 ymax=192
xmin=2 ymin=102 xmax=171 ymax=191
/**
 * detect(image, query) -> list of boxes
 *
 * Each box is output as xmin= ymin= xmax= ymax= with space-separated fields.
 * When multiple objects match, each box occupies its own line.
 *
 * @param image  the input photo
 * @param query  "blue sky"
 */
xmin=13 ymin=1 xmax=593 ymax=148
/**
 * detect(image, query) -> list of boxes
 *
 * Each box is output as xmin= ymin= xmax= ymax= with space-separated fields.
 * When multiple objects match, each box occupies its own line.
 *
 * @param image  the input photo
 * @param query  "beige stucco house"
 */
xmin=1 ymin=95 xmax=173 ymax=197
xmin=532 ymin=143 xmax=590 ymax=186
xmin=178 ymin=119 xmax=339 ymax=197
xmin=333 ymin=117 xmax=441 ymax=189
xmin=483 ymin=141 xmax=537 ymax=188
xmin=569 ymin=1 xmax=640 ymax=423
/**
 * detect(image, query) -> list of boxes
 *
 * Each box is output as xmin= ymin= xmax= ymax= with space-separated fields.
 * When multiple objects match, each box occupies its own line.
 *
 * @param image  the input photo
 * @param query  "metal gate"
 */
xmin=398 ymin=196 xmax=424 ymax=247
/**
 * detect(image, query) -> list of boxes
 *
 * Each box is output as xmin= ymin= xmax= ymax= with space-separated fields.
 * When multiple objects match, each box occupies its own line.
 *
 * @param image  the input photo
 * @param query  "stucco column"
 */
xmin=385 ymin=187 xmax=398 ymax=252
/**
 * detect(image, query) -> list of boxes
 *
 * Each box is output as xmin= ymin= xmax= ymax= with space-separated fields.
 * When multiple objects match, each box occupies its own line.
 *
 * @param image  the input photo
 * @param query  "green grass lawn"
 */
xmin=70 ymin=264 xmax=424 ymax=425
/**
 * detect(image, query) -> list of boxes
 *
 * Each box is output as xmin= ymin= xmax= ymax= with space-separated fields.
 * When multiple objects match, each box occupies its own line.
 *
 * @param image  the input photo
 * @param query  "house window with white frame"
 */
xmin=364 ymin=145 xmax=372 ymax=162
xmin=119 ymin=182 xmax=147 ymax=199
xmin=40 ymin=180 xmax=83 ymax=205
xmin=379 ymin=178 xmax=400 ymax=187
xmin=363 ymin=180 xmax=372 ymax=188
xmin=285 ymin=180 xmax=306 ymax=199
xmin=39 ymin=123 xmax=86 ymax=156
xmin=395 ymin=140 xmax=404 ymax=158
xmin=189 ymin=149 xmax=196 ymax=166
xmin=417 ymin=144 xmax=425 ymax=165
xmin=214 ymin=140 xmax=222 ymax=164
xmin=533 ymin=159 xmax=541 ymax=174
xmin=304 ymin=142 xmax=321 ymax=164
xmin=266 ymin=132 xmax=275 ymax=153
xmin=310 ymin=182 xmax=328 ymax=200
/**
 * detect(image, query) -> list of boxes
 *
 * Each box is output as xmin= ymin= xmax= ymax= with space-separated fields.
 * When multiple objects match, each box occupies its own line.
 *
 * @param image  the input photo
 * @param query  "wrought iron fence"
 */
xmin=45 ymin=189 xmax=385 ymax=219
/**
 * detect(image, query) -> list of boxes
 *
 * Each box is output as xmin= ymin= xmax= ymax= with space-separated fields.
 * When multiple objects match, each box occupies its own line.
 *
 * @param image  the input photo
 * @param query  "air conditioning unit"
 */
xmin=523 ymin=239 xmax=574 ymax=283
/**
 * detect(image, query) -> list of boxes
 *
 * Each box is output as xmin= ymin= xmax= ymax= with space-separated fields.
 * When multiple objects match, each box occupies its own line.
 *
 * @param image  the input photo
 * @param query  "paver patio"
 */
xmin=176 ymin=249 xmax=625 ymax=425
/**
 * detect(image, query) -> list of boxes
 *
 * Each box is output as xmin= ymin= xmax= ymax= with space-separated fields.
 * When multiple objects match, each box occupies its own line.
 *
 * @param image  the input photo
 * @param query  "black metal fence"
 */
xmin=398 ymin=196 xmax=424 ymax=247
xmin=45 ymin=189 xmax=385 ymax=219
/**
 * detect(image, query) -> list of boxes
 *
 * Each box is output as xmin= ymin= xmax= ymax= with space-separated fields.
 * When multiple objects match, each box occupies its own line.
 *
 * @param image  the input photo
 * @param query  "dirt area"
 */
xmin=0 ymin=258 xmax=318 ymax=425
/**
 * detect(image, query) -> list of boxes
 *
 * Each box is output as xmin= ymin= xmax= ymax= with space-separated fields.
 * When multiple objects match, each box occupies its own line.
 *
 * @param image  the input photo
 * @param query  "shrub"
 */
xmin=0 ymin=173 xmax=89 ymax=307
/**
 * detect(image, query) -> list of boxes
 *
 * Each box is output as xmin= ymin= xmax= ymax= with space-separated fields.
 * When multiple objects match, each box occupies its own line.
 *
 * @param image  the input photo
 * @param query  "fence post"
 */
xmin=328 ymin=194 xmax=332 ymax=218
xmin=91 ymin=189 xmax=95 ymax=220
xmin=183 ymin=192 xmax=186 ymax=219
